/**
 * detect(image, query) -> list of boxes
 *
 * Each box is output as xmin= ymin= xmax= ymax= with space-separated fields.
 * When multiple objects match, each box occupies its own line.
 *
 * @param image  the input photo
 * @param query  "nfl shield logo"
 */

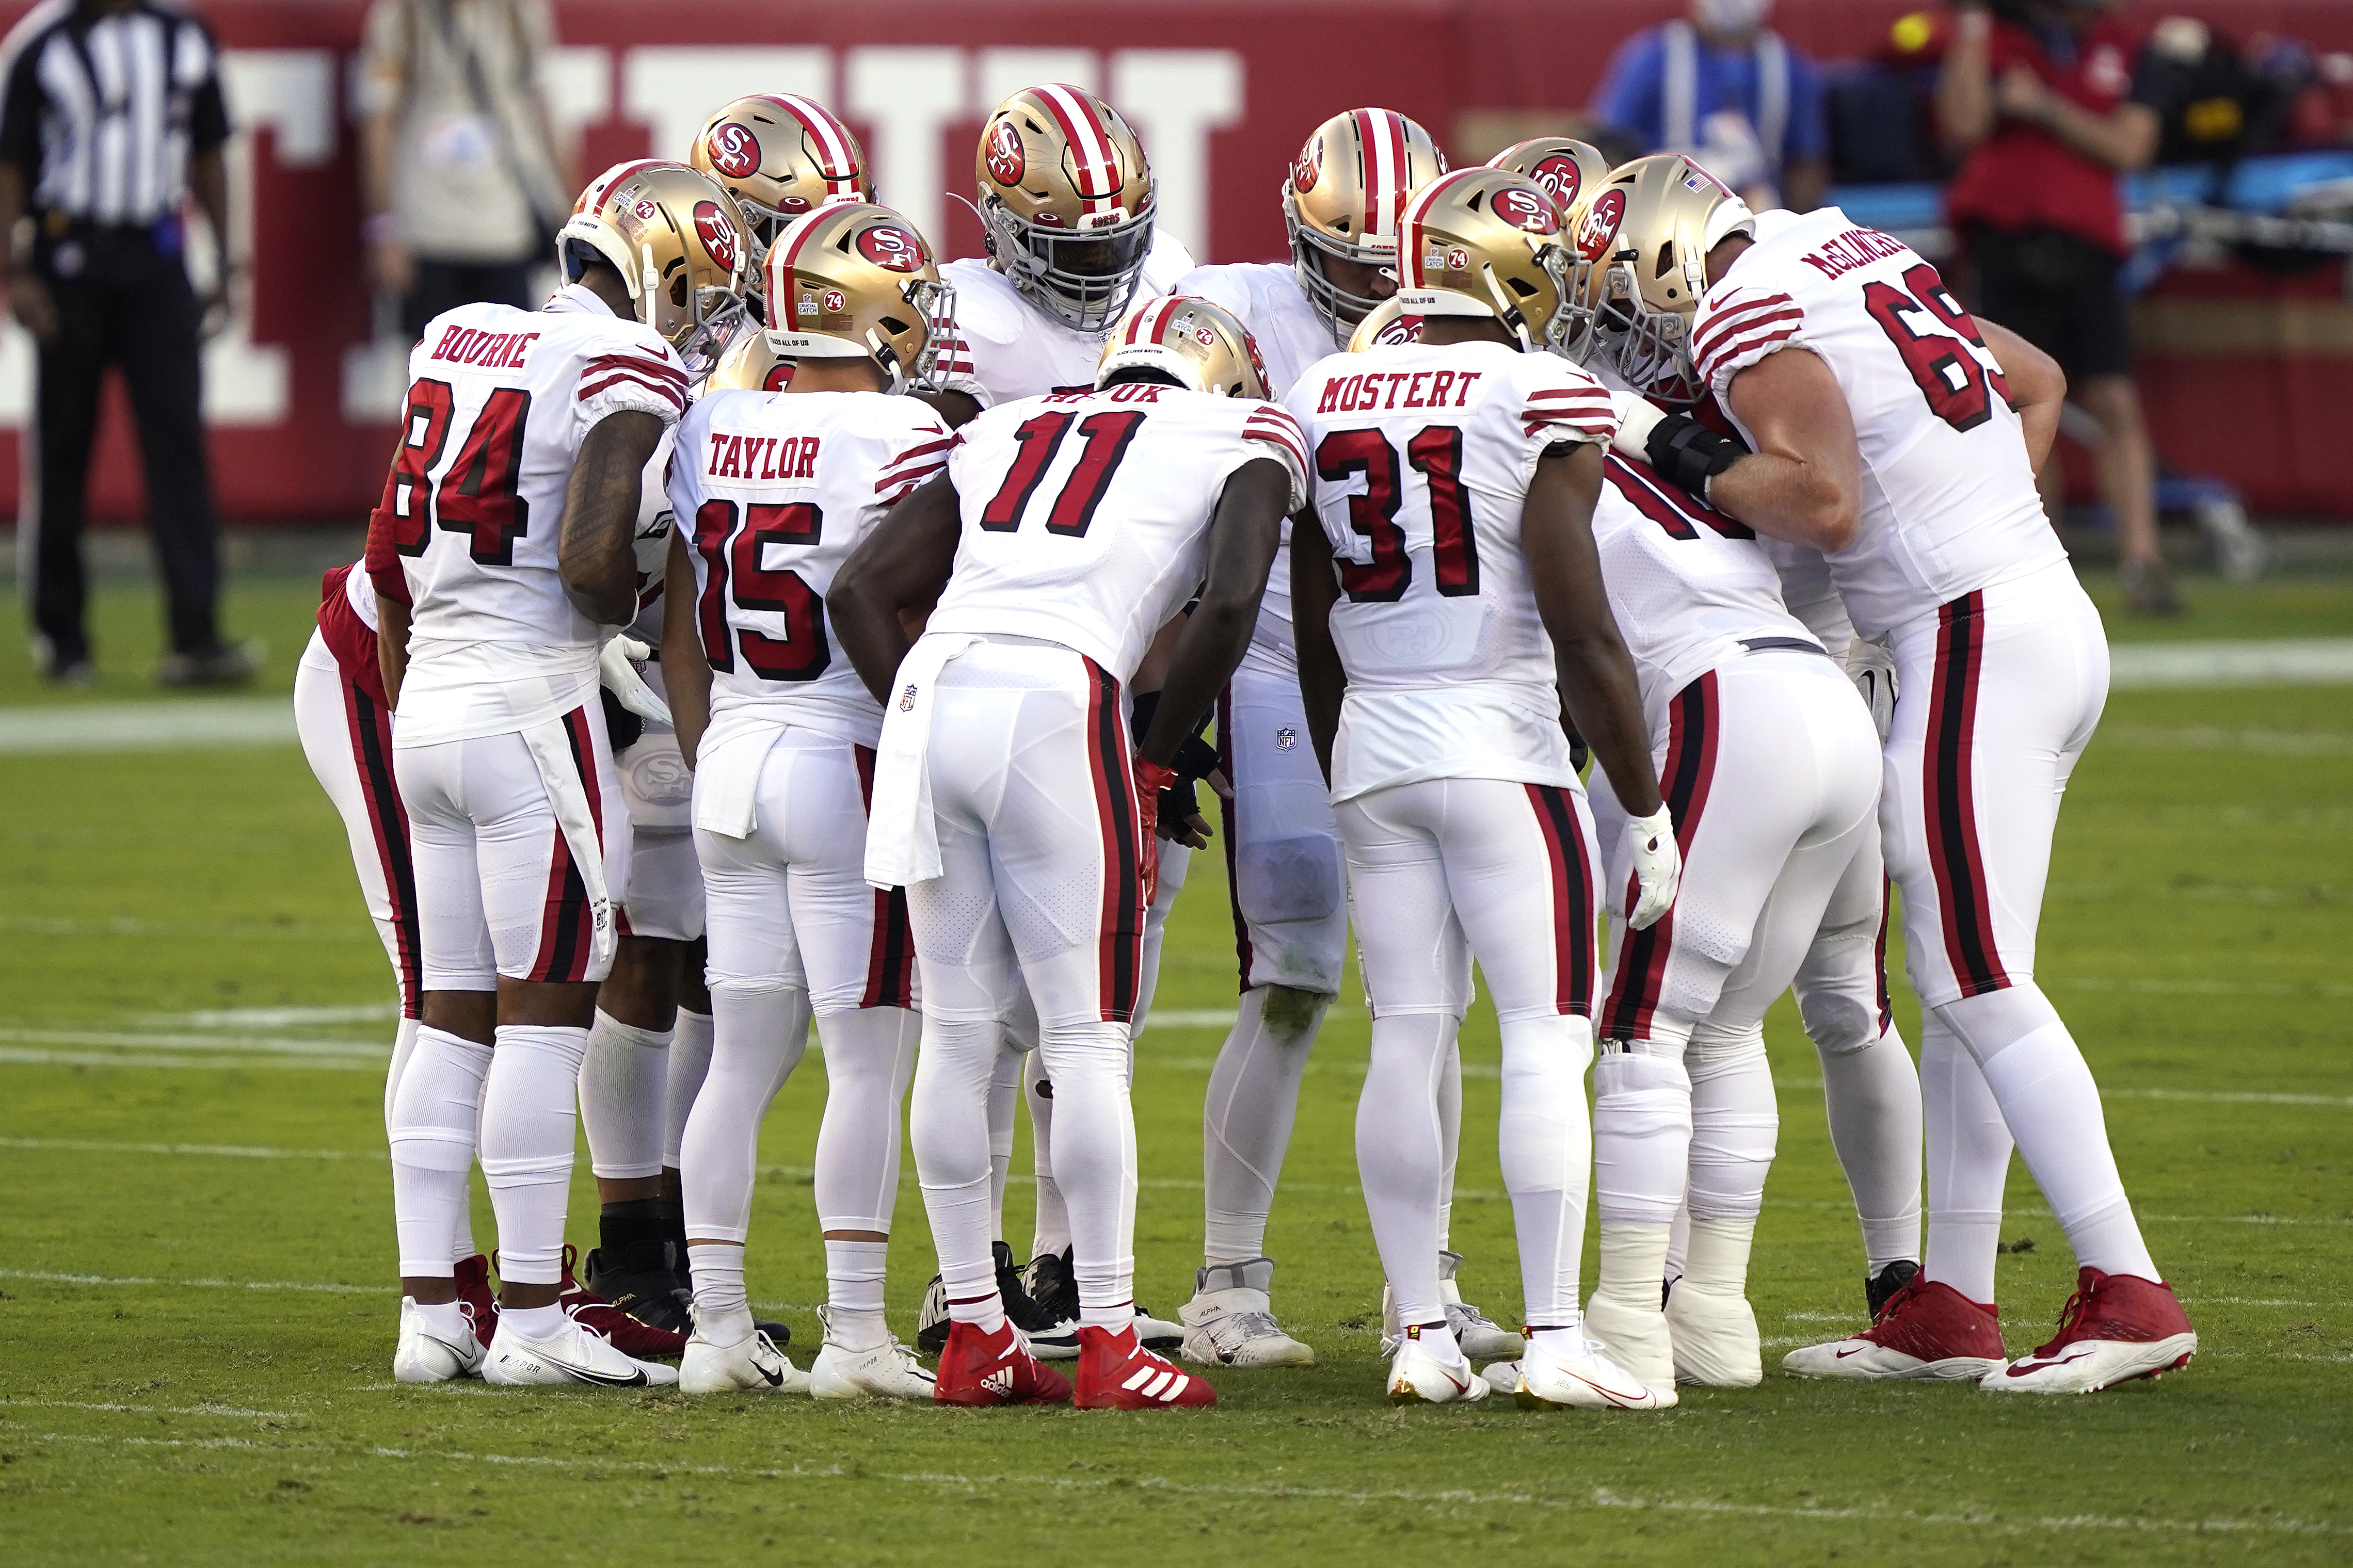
xmin=1275 ymin=726 xmax=1297 ymax=751
xmin=899 ymin=684 xmax=918 ymax=712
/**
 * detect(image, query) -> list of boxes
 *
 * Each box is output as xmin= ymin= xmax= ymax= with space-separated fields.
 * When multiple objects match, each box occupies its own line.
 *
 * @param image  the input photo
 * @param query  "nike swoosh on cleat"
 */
xmin=557 ymin=1363 xmax=651 ymax=1387
xmin=755 ymin=1363 xmax=783 ymax=1387
xmin=1567 ymin=1373 xmax=1645 ymax=1408
xmin=2007 ymin=1348 xmax=2097 ymax=1376
xmin=1833 ymin=1346 xmax=1869 ymax=1359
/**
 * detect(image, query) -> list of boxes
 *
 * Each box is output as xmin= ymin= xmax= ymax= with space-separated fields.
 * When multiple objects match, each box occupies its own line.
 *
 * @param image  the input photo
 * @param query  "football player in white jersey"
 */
xmin=367 ymin=161 xmax=749 ymax=1389
xmin=1587 ymin=156 xmax=2196 ymax=1392
xmin=659 ymin=202 xmax=953 ymax=1401
xmin=1288 ymin=168 xmax=1679 ymax=1410
xmin=829 ymin=298 xmax=1303 ymax=1410
xmin=1162 ymin=109 xmax=1478 ymax=1370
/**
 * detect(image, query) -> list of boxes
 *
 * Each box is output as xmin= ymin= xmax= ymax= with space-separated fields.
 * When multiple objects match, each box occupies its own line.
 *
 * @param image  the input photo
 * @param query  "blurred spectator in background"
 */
xmin=359 ymin=0 xmax=570 ymax=343
xmin=1 ymin=0 xmax=257 ymax=687
xmin=1939 ymin=0 xmax=2179 ymax=614
xmin=1590 ymin=0 xmax=1829 ymax=211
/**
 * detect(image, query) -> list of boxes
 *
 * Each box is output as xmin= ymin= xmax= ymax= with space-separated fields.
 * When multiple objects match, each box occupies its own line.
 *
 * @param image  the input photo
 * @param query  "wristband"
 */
xmin=1645 ymin=412 xmax=1748 ymax=496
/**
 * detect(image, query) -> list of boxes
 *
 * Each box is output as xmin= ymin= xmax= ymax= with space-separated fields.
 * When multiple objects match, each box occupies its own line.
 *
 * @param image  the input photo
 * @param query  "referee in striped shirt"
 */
xmin=0 ymin=0 xmax=255 ymax=686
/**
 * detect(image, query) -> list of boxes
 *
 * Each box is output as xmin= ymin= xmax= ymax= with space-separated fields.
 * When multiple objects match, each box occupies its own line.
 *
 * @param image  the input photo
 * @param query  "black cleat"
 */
xmin=584 ymin=1242 xmax=694 ymax=1336
xmin=1866 ymin=1259 xmax=1921 ymax=1320
xmin=915 ymin=1242 xmax=1061 ymax=1356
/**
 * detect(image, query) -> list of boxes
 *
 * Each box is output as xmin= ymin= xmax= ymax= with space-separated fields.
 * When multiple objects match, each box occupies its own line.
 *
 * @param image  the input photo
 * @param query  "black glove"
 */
xmin=1645 ymin=411 xmax=1749 ymax=498
xmin=601 ymin=685 xmax=644 ymax=755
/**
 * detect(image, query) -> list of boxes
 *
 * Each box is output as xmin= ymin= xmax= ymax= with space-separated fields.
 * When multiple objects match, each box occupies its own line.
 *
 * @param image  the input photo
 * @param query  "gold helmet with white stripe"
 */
xmin=977 ymin=84 xmax=1157 ymax=332
xmin=1345 ymin=295 xmax=1423 ymax=352
xmin=1097 ymin=295 xmax=1270 ymax=400
xmin=558 ymin=161 xmax=752 ymax=381
xmin=690 ymin=94 xmax=870 ymax=260
xmin=763 ymin=201 xmax=952 ymax=392
xmin=1283 ymin=108 xmax=1448 ymax=346
xmin=1571 ymin=153 xmax=1755 ymax=403
xmin=1395 ymin=167 xmax=1575 ymax=354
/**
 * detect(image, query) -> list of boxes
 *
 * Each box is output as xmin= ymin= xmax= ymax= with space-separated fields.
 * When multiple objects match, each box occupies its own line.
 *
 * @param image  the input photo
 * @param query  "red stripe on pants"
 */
xmin=1083 ymin=659 xmax=1143 ymax=1023
xmin=1599 ymin=670 xmax=1721 ymax=1041
xmin=1924 ymin=593 xmax=2010 ymax=996
xmin=1523 ymin=782 xmax=1598 ymax=1017
xmin=854 ymin=743 xmax=916 ymax=1010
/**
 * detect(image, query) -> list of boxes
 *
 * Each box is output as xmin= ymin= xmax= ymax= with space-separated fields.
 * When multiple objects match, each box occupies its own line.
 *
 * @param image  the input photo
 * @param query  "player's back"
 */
xmin=1594 ymin=452 xmax=1822 ymax=723
xmin=1693 ymin=207 xmax=2063 ymax=638
xmin=672 ymin=388 xmax=951 ymax=743
xmin=929 ymin=381 xmax=1307 ymax=686
xmin=1171 ymin=262 xmax=1331 ymax=397
xmin=1285 ymin=338 xmax=1614 ymax=798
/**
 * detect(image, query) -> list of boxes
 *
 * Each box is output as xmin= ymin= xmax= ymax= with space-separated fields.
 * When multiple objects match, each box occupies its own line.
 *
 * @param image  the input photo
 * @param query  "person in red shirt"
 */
xmin=1938 ymin=0 xmax=2178 ymax=614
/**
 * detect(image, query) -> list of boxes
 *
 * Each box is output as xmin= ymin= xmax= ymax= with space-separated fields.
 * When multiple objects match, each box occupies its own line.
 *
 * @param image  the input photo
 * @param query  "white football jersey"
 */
xmin=1285 ymin=340 xmax=1615 ymax=802
xmin=1758 ymin=536 xmax=1856 ymax=658
xmin=376 ymin=284 xmax=690 ymax=745
xmin=1594 ymin=452 xmax=1824 ymax=725
xmin=929 ymin=381 xmax=1308 ymax=687
xmin=668 ymin=389 xmax=952 ymax=747
xmin=1695 ymin=207 xmax=2064 ymax=638
xmin=935 ymin=228 xmax=1197 ymax=407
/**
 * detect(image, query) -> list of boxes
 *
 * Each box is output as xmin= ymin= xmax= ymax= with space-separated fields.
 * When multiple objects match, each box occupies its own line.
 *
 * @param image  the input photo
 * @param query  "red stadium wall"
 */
xmin=3 ymin=0 xmax=2347 ymax=525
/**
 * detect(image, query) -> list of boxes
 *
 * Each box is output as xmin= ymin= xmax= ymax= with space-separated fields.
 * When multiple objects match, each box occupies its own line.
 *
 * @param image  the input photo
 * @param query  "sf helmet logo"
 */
xmin=856 ymin=224 xmax=925 ymax=272
xmin=1492 ymin=185 xmax=1559 ymax=234
xmin=1577 ymin=188 xmax=1627 ymax=261
xmin=1374 ymin=312 xmax=1420 ymax=346
xmin=1530 ymin=154 xmax=1584 ymax=204
xmin=706 ymin=122 xmax=760 ymax=181
xmin=694 ymin=201 xmax=740 ymax=273
xmin=1293 ymin=137 xmax=1322 ymax=195
xmin=984 ymin=119 xmax=1025 ymax=186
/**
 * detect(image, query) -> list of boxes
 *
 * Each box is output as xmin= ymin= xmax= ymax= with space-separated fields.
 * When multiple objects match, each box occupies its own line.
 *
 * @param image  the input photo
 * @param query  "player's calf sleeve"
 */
xmin=1356 ymin=1011 xmax=1455 ymax=1328
xmin=1919 ymin=1017 xmax=2011 ymax=1304
xmin=986 ymin=1045 xmax=1019 ymax=1244
xmin=477 ymin=1024 xmax=591 ymax=1287
xmin=1203 ymin=984 xmax=1327 ymax=1265
xmin=1037 ymin=1021 xmax=1138 ymax=1328
xmin=389 ymin=1024 xmax=490 ymax=1278
xmin=662 ymin=1007 xmax=714 ymax=1171
xmin=1938 ymin=985 xmax=2157 ymax=1282
xmin=1818 ymin=1021 xmax=1925 ymax=1271
xmin=681 ymin=982 xmax=810 ymax=1245
xmin=910 ymin=1016 xmax=1007 ymax=1325
xmin=1435 ymin=1019 xmax=1463 ymax=1255
xmin=1592 ymin=1047 xmax=1694 ymax=1227
xmin=383 ymin=1013 xmax=421 ymax=1135
xmin=1497 ymin=1015 xmax=1596 ymax=1323
xmin=1682 ymin=1216 xmax=1756 ymax=1298
xmin=812 ymin=1007 xmax=918 ymax=1234
xmin=1686 ymin=1024 xmax=1779 ymax=1225
xmin=579 ymin=1009 xmax=672 ymax=1181
xmin=1025 ymin=1049 xmax=1073 ymax=1262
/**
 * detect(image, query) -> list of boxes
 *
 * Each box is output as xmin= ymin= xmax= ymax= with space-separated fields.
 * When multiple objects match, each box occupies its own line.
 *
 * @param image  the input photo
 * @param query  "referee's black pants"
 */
xmin=26 ymin=225 xmax=223 ymax=667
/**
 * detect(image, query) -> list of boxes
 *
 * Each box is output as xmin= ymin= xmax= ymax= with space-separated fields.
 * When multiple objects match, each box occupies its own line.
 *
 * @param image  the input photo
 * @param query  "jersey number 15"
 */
xmin=692 ymin=500 xmax=830 ymax=683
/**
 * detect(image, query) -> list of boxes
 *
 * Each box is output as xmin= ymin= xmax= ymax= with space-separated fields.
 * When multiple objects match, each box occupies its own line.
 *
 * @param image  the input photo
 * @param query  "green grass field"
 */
xmin=2 ymin=565 xmax=2349 ymax=1565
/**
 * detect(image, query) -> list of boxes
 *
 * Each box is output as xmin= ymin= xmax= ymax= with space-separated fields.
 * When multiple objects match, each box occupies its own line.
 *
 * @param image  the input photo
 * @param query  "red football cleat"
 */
xmin=933 ymin=1317 xmax=1073 ymax=1407
xmin=1781 ymin=1276 xmax=2008 ymax=1381
xmin=516 ymin=1244 xmax=688 ymax=1361
xmin=453 ymin=1253 xmax=499 ymax=1349
xmin=1982 ymin=1268 xmax=2197 ymax=1395
xmin=1075 ymin=1322 xmax=1217 ymax=1410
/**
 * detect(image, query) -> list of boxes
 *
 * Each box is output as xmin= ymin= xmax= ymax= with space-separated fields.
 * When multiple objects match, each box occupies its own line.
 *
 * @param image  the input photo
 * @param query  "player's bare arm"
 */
xmin=557 ymin=409 xmax=668 ymax=626
xmin=1522 ymin=442 xmax=1663 ymax=820
xmin=1289 ymin=503 xmax=1344 ymax=786
xmin=1708 ymin=349 xmax=1864 ymax=553
xmin=658 ymin=529 xmax=713 ymax=767
xmin=829 ymin=473 xmax=965 ymax=704
xmin=1136 ymin=459 xmax=1286 ymax=777
xmin=1978 ymin=316 xmax=2067 ymax=472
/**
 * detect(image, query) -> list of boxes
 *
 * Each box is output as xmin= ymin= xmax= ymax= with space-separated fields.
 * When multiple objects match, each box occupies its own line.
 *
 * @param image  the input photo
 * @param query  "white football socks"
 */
xmin=389 ymin=1024 xmax=491 ymax=1278
xmin=1685 ymin=1023 xmax=1778 ymax=1228
xmin=1355 ymin=1011 xmax=1454 ymax=1328
xmin=1496 ymin=1013 xmax=1596 ymax=1324
xmin=1592 ymin=1220 xmax=1674 ymax=1315
xmin=911 ymin=1016 xmax=1006 ymax=1332
xmin=1817 ymin=1021 xmax=1925 ymax=1272
xmin=579 ymin=1009 xmax=672 ymax=1181
xmin=1202 ymin=984 xmax=1327 ymax=1265
xmin=383 ymin=1013 xmax=421 ymax=1130
xmin=680 ymin=981 xmax=810 ymax=1246
xmin=1920 ymin=1015 xmax=2013 ymax=1303
xmin=1037 ymin=1019 xmax=1137 ymax=1328
xmin=1683 ymin=1215 xmax=1756 ymax=1298
xmin=813 ymin=1007 xmax=919 ymax=1234
xmin=1592 ymin=1046 xmax=1694 ymax=1228
xmin=476 ymin=1024 xmax=590 ymax=1286
xmin=823 ymin=1239 xmax=891 ymax=1351
xmin=689 ymin=1240 xmax=753 ymax=1344
xmin=1025 ymin=1048 xmax=1072 ymax=1262
xmin=411 ymin=1297 xmax=469 ymax=1341
xmin=1940 ymin=984 xmax=2157 ymax=1283
xmin=663 ymin=1007 xmax=714 ymax=1170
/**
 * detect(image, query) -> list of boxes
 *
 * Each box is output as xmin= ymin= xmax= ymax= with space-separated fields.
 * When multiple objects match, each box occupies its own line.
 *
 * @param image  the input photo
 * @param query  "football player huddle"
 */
xmin=292 ymin=79 xmax=2197 ymax=1411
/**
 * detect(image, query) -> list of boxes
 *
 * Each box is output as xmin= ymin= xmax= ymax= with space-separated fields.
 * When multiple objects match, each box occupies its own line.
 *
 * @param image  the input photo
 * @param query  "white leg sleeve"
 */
xmin=1038 ymin=1019 xmax=1138 ymax=1325
xmin=1497 ymin=1013 xmax=1596 ymax=1325
xmin=477 ymin=1024 xmax=590 ymax=1287
xmin=986 ymin=1044 xmax=1019 ymax=1246
xmin=1819 ymin=1021 xmax=1925 ymax=1271
xmin=1355 ymin=1011 xmax=1454 ymax=1329
xmin=1026 ymin=1047 xmax=1071 ymax=1261
xmin=388 ymin=1024 xmax=489 ymax=1279
xmin=1435 ymin=1021 xmax=1462 ymax=1255
xmin=680 ymin=981 xmax=810 ymax=1245
xmin=1202 ymin=984 xmax=1327 ymax=1265
xmin=663 ymin=1007 xmax=714 ymax=1170
xmin=1592 ymin=1044 xmax=1693 ymax=1228
xmin=579 ymin=1009 xmax=671 ymax=1181
xmin=1919 ymin=1013 xmax=2012 ymax=1304
xmin=911 ymin=1016 xmax=1006 ymax=1307
xmin=1685 ymin=1022 xmax=1778 ymax=1225
xmin=812 ymin=1006 xmax=919 ymax=1234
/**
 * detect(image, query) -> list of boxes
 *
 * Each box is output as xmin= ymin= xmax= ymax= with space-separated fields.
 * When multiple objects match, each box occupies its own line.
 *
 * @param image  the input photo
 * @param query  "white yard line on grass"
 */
xmin=0 ymin=1136 xmax=383 ymax=1161
xmin=0 ymin=1269 xmax=375 ymax=1293
xmin=137 ymin=1004 xmax=398 ymax=1029
xmin=0 ymin=697 xmax=295 ymax=753
xmin=0 ymin=1028 xmax=385 ymax=1058
xmin=12 ymin=1431 xmax=2335 ymax=1537
xmin=2108 ymin=638 xmax=2353 ymax=689
xmin=2 ymin=1399 xmax=294 ymax=1418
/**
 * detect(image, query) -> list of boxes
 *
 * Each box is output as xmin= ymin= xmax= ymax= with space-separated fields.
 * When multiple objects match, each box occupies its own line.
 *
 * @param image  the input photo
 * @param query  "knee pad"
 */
xmin=1798 ymin=985 xmax=1882 ymax=1059
xmin=1237 ymin=835 xmax=1342 ymax=925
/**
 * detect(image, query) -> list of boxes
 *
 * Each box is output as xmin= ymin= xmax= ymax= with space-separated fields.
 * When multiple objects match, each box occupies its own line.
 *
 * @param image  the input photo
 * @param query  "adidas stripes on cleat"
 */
xmin=1075 ymin=1323 xmax=1216 ymax=1410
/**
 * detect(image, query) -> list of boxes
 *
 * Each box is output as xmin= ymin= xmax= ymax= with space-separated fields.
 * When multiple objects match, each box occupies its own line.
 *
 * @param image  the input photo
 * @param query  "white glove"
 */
xmin=1610 ymin=389 xmax=1667 ymax=463
xmin=1844 ymin=634 xmax=1897 ymax=744
xmin=598 ymin=635 xmax=671 ymax=725
xmin=1624 ymin=805 xmax=1681 ymax=931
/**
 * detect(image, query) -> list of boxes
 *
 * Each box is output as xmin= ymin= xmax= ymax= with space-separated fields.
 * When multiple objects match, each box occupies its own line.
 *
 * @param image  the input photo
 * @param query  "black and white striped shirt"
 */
xmin=0 ymin=0 xmax=229 ymax=227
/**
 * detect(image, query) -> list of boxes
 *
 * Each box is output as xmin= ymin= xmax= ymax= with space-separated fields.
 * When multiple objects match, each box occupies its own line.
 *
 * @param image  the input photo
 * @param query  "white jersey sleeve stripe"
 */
xmin=578 ymin=368 xmax=688 ymax=414
xmin=1696 ymin=317 xmax=1806 ymax=384
xmin=1691 ymin=292 xmax=1799 ymax=363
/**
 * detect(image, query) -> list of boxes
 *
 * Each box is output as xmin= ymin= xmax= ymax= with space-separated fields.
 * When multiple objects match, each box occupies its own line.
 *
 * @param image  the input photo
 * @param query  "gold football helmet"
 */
xmin=1283 ymin=108 xmax=1448 ymax=346
xmin=1395 ymin=167 xmax=1574 ymax=353
xmin=705 ymin=329 xmax=793 ymax=393
xmin=977 ymin=84 xmax=1156 ymax=332
xmin=690 ymin=94 xmax=870 ymax=258
xmin=1345 ymin=294 xmax=1422 ymax=352
xmin=1573 ymin=153 xmax=1755 ymax=403
xmin=1097 ymin=295 xmax=1270 ymax=399
xmin=558 ymin=161 xmax=751 ymax=381
xmin=764 ymin=201 xmax=952 ymax=392
xmin=1486 ymin=137 xmax=1612 ymax=215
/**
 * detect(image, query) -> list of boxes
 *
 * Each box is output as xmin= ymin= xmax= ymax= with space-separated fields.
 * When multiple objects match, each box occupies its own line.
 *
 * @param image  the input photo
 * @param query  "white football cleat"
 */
xmin=1179 ymin=1259 xmax=1315 ymax=1367
xmin=808 ymin=1308 xmax=936 ymax=1400
xmin=1479 ymin=1359 xmax=1522 ymax=1396
xmin=1440 ymin=1251 xmax=1524 ymax=1360
xmin=1664 ymin=1283 xmax=1763 ymax=1387
xmin=393 ymin=1297 xmax=484 ymax=1384
xmin=680 ymin=1318 xmax=807 ymax=1395
xmin=483 ymin=1314 xmax=679 ymax=1388
xmin=1133 ymin=1302 xmax=1186 ymax=1353
xmin=1582 ymin=1291 xmax=1675 ymax=1390
xmin=1979 ymin=1269 xmax=2196 ymax=1396
xmin=1386 ymin=1332 xmax=1490 ymax=1405
xmin=1515 ymin=1333 xmax=1675 ymax=1411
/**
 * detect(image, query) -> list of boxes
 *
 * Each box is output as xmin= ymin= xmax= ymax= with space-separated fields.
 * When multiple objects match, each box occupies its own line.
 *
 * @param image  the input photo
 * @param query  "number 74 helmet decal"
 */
xmin=763 ymin=201 xmax=954 ymax=394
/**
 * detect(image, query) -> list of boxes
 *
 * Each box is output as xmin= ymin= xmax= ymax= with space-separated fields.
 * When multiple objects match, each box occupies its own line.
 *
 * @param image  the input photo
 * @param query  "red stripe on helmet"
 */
xmin=764 ymin=92 xmax=860 ymax=182
xmin=1032 ymin=84 xmax=1122 ymax=208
